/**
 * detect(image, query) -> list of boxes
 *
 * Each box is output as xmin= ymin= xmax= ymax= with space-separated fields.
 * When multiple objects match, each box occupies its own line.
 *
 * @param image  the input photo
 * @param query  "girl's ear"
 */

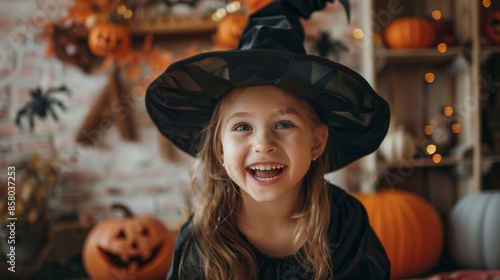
xmin=311 ymin=124 xmax=329 ymax=159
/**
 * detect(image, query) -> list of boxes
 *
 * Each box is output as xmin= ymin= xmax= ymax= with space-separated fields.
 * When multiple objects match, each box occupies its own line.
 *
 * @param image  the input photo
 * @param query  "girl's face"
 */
xmin=219 ymin=86 xmax=328 ymax=203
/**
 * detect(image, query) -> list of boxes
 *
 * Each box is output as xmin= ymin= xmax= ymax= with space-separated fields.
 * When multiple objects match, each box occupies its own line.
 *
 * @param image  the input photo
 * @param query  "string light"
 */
xmin=117 ymin=5 xmax=132 ymax=19
xmin=451 ymin=123 xmax=461 ymax=134
xmin=353 ymin=28 xmax=364 ymax=39
xmin=432 ymin=10 xmax=442 ymax=20
xmin=425 ymin=72 xmax=435 ymax=83
xmin=483 ymin=0 xmax=491 ymax=8
xmin=437 ymin=43 xmax=447 ymax=53
xmin=212 ymin=1 xmax=242 ymax=22
xmin=432 ymin=154 xmax=442 ymax=164
xmin=443 ymin=106 xmax=454 ymax=117
xmin=426 ymin=144 xmax=437 ymax=155
xmin=424 ymin=125 xmax=433 ymax=135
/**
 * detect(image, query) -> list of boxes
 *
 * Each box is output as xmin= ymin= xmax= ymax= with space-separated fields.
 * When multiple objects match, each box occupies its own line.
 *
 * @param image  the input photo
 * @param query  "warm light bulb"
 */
xmin=483 ymin=0 xmax=491 ymax=8
xmin=432 ymin=154 xmax=442 ymax=163
xmin=443 ymin=106 xmax=454 ymax=117
xmin=427 ymin=144 xmax=437 ymax=155
xmin=425 ymin=73 xmax=435 ymax=83
xmin=437 ymin=43 xmax=447 ymax=53
xmin=452 ymin=123 xmax=461 ymax=134
xmin=353 ymin=28 xmax=364 ymax=39
xmin=117 ymin=5 xmax=127 ymax=14
xmin=424 ymin=125 xmax=434 ymax=136
xmin=226 ymin=1 xmax=241 ymax=13
xmin=432 ymin=10 xmax=442 ymax=20
xmin=124 ymin=10 xmax=133 ymax=19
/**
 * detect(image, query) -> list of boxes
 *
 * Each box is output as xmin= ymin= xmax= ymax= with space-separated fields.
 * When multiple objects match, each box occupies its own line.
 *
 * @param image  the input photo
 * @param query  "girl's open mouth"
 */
xmin=247 ymin=164 xmax=286 ymax=181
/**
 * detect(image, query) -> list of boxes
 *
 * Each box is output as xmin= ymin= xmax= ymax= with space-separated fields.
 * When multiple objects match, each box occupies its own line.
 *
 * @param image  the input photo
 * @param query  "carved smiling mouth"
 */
xmin=98 ymin=244 xmax=162 ymax=269
xmin=248 ymin=164 xmax=286 ymax=181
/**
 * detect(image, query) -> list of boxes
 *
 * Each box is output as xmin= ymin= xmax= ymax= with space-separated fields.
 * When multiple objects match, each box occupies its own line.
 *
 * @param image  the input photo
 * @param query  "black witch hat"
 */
xmin=145 ymin=0 xmax=390 ymax=171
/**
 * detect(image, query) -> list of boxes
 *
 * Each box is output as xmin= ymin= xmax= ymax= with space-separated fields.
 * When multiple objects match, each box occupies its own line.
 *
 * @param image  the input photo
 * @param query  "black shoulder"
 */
xmin=327 ymin=184 xmax=391 ymax=280
xmin=167 ymin=215 xmax=201 ymax=280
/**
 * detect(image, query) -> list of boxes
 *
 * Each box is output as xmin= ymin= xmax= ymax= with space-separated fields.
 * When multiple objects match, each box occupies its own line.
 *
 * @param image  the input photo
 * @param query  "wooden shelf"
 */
xmin=127 ymin=15 xmax=217 ymax=36
xmin=68 ymin=15 xmax=217 ymax=38
xmin=375 ymin=46 xmax=463 ymax=66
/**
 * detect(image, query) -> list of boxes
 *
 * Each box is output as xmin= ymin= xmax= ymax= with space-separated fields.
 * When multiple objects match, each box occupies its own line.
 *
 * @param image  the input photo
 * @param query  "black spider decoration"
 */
xmin=314 ymin=31 xmax=349 ymax=62
xmin=15 ymin=85 xmax=71 ymax=131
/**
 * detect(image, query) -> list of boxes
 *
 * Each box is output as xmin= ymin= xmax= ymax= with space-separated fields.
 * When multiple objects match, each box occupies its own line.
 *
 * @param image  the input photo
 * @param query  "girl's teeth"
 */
xmin=250 ymin=165 xmax=284 ymax=170
xmin=255 ymin=174 xmax=280 ymax=181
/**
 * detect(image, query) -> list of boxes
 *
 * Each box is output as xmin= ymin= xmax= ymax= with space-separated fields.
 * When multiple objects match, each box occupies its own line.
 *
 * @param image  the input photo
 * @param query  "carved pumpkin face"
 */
xmin=88 ymin=23 xmax=131 ymax=57
xmin=485 ymin=11 xmax=500 ymax=45
xmin=83 ymin=215 xmax=176 ymax=280
xmin=213 ymin=13 xmax=248 ymax=50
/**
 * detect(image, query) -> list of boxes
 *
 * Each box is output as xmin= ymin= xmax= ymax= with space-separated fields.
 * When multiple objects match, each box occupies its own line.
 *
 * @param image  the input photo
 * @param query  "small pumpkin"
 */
xmin=484 ymin=11 xmax=500 ymax=45
xmin=383 ymin=17 xmax=437 ymax=49
xmin=353 ymin=190 xmax=444 ymax=279
xmin=82 ymin=204 xmax=176 ymax=280
xmin=448 ymin=191 xmax=500 ymax=269
xmin=88 ymin=22 xmax=131 ymax=57
xmin=213 ymin=13 xmax=248 ymax=50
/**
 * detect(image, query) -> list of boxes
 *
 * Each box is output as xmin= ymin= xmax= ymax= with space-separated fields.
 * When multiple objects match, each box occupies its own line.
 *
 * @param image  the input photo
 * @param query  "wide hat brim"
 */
xmin=145 ymin=49 xmax=390 ymax=171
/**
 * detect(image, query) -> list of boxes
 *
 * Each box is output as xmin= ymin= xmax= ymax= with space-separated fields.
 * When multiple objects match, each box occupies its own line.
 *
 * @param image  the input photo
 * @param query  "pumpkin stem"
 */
xmin=111 ymin=203 xmax=134 ymax=217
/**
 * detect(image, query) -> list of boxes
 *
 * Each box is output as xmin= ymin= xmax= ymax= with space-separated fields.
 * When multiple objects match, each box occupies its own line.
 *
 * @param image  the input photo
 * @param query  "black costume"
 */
xmin=167 ymin=185 xmax=390 ymax=279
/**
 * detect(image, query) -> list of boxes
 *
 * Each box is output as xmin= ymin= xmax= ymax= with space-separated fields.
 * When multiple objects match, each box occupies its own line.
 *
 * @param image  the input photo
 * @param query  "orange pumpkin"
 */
xmin=82 ymin=205 xmax=176 ymax=280
xmin=352 ymin=190 xmax=444 ymax=279
xmin=383 ymin=17 xmax=437 ymax=49
xmin=213 ymin=13 xmax=248 ymax=50
xmin=88 ymin=23 xmax=131 ymax=57
xmin=484 ymin=11 xmax=500 ymax=45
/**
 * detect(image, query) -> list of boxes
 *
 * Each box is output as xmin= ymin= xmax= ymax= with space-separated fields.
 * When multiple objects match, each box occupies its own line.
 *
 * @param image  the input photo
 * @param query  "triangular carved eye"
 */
xmin=141 ymin=227 xmax=149 ymax=237
xmin=117 ymin=230 xmax=126 ymax=239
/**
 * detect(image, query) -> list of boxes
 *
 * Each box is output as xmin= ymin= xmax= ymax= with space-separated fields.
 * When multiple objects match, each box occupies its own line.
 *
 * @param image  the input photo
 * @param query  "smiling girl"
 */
xmin=146 ymin=0 xmax=391 ymax=279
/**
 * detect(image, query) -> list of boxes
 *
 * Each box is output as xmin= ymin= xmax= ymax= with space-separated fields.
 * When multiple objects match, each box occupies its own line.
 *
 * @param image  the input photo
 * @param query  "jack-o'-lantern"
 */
xmin=88 ymin=23 xmax=131 ymax=57
xmin=484 ymin=11 xmax=500 ymax=45
xmin=213 ymin=13 xmax=248 ymax=50
xmin=82 ymin=205 xmax=176 ymax=280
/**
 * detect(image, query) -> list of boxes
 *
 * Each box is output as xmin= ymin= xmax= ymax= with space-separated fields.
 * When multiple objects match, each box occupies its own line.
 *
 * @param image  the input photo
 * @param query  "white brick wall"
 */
xmin=0 ymin=0 xmax=196 ymax=231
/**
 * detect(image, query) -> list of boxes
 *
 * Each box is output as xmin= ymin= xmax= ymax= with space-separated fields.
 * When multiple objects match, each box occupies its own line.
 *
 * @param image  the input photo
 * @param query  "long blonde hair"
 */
xmin=180 ymin=87 xmax=333 ymax=279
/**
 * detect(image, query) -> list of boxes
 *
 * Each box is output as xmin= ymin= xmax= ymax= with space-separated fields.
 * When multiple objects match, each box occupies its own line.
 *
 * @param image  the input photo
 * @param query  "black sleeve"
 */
xmin=329 ymin=187 xmax=391 ymax=280
xmin=167 ymin=216 xmax=200 ymax=280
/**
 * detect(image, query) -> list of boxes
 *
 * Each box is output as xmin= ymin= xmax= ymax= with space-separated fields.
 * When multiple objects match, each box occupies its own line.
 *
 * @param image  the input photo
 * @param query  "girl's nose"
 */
xmin=253 ymin=129 xmax=277 ymax=153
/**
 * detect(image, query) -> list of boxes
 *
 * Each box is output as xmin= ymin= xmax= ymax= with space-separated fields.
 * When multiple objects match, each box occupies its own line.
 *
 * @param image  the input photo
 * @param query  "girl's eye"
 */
xmin=276 ymin=121 xmax=294 ymax=129
xmin=234 ymin=123 xmax=251 ymax=131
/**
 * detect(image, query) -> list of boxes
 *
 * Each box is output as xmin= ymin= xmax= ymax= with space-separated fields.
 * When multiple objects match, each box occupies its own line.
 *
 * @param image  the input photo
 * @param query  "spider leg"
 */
xmin=29 ymin=109 xmax=35 ymax=131
xmin=15 ymin=106 xmax=29 ymax=127
xmin=49 ymin=98 xmax=67 ymax=111
xmin=48 ymin=106 xmax=59 ymax=122
xmin=46 ymin=85 xmax=71 ymax=97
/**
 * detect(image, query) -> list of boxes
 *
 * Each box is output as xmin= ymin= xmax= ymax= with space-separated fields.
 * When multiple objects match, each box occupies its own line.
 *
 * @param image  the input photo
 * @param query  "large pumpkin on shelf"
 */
xmin=484 ymin=11 xmax=500 ymax=45
xmin=353 ymin=190 xmax=444 ymax=279
xmin=88 ymin=22 xmax=131 ymax=57
xmin=448 ymin=191 xmax=500 ymax=269
xmin=383 ymin=17 xmax=437 ymax=49
xmin=82 ymin=205 xmax=176 ymax=280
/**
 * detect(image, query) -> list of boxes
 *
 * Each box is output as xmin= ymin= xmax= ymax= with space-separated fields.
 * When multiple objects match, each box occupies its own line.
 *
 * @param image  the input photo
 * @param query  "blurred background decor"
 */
xmin=353 ymin=189 xmax=444 ymax=279
xmin=1 ymin=0 xmax=500 ymax=279
xmin=448 ymin=191 xmax=500 ymax=270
